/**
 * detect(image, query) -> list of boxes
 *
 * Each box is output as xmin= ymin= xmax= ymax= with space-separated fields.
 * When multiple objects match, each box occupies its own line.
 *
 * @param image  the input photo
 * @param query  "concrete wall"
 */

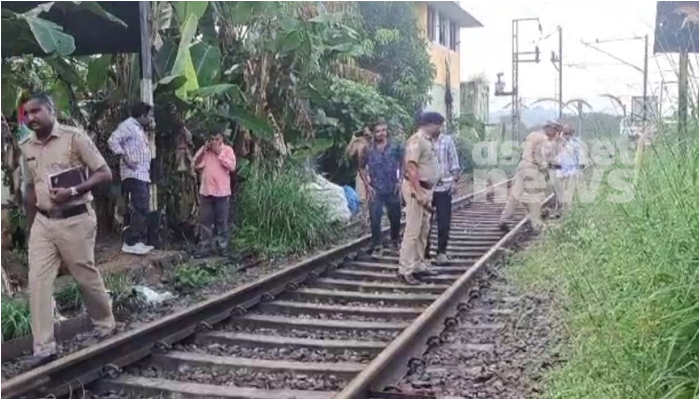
xmin=425 ymin=83 xmax=461 ymax=120
xmin=415 ymin=2 xmax=462 ymax=116
xmin=461 ymin=80 xmax=490 ymax=122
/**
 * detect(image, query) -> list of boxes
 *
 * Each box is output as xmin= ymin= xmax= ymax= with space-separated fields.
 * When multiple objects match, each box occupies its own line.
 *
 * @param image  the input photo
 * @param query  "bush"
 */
xmin=453 ymin=134 xmax=476 ymax=174
xmin=234 ymin=164 xmax=341 ymax=256
xmin=1 ymin=297 xmax=31 ymax=342
xmin=55 ymin=281 xmax=82 ymax=311
xmin=510 ymin=122 xmax=699 ymax=398
xmin=171 ymin=263 xmax=217 ymax=291
xmin=357 ymin=1 xmax=435 ymax=115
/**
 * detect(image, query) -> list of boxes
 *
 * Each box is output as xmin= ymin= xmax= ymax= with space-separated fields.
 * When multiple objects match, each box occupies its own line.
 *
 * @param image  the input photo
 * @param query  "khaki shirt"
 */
xmin=404 ymin=131 xmax=438 ymax=187
xmin=20 ymin=123 xmax=106 ymax=212
xmin=520 ymin=130 xmax=556 ymax=167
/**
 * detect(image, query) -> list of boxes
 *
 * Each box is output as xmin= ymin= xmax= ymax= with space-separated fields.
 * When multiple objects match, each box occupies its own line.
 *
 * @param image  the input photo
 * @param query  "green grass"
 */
xmin=233 ymin=163 xmax=341 ymax=256
xmin=509 ymin=122 xmax=699 ymax=398
xmin=55 ymin=272 xmax=138 ymax=312
xmin=1 ymin=297 xmax=32 ymax=342
xmin=171 ymin=262 xmax=218 ymax=290
xmin=104 ymin=273 xmax=137 ymax=311
xmin=54 ymin=281 xmax=82 ymax=311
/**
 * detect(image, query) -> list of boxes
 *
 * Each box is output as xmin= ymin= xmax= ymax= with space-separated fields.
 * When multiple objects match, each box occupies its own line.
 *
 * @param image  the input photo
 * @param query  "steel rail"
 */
xmin=2 ymin=179 xmax=511 ymax=399
xmin=336 ymin=191 xmax=556 ymax=398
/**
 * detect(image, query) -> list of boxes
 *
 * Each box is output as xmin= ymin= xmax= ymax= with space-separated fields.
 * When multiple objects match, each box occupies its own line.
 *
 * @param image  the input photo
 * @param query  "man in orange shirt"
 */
xmin=193 ymin=124 xmax=237 ymax=258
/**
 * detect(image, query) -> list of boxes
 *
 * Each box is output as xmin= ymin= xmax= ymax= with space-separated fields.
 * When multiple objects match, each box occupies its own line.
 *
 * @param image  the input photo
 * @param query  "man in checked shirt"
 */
xmin=427 ymin=129 xmax=461 ymax=265
xmin=108 ymin=102 xmax=155 ymax=255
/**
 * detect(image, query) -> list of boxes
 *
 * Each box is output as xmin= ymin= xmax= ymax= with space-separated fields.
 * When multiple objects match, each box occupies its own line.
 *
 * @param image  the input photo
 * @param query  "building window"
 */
xmin=449 ymin=22 xmax=458 ymax=51
xmin=439 ymin=13 xmax=447 ymax=46
xmin=427 ymin=6 xmax=436 ymax=42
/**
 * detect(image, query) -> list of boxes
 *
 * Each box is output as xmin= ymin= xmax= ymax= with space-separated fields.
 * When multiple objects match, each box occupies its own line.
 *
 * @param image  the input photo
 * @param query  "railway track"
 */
xmin=2 ymin=181 xmax=543 ymax=399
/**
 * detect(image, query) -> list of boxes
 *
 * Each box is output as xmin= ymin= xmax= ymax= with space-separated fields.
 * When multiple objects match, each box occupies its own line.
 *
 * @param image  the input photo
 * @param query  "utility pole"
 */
xmin=139 ymin=1 xmax=156 ymax=212
xmin=658 ymin=80 xmax=678 ymax=121
xmin=551 ymin=26 xmax=563 ymax=119
xmin=495 ymin=17 xmax=541 ymax=141
xmin=581 ymin=36 xmax=649 ymax=128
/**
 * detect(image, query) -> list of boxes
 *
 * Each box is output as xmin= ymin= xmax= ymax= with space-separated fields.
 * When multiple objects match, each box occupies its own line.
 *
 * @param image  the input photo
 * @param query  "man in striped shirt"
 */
xmin=108 ymin=102 xmax=154 ymax=255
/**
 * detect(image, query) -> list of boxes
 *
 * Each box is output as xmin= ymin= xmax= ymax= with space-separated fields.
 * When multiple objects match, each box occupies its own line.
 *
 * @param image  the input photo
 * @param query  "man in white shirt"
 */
xmin=108 ymin=102 xmax=154 ymax=255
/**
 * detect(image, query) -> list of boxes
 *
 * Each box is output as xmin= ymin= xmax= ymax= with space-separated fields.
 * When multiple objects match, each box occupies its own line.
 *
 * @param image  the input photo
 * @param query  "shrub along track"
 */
xmin=1 ymin=181 xmax=546 ymax=399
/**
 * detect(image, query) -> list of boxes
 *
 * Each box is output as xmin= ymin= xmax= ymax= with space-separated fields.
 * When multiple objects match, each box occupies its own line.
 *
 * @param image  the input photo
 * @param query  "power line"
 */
xmin=580 ymin=40 xmax=644 ymax=73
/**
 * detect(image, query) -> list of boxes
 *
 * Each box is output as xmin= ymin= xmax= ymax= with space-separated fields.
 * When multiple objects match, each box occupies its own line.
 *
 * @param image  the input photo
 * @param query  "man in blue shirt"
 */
xmin=359 ymin=119 xmax=404 ymax=254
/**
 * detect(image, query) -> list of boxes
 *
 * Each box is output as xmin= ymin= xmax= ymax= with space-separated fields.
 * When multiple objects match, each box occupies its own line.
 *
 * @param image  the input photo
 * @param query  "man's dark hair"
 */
xmin=25 ymin=92 xmax=55 ymax=110
xmin=130 ymin=102 xmax=153 ymax=118
xmin=369 ymin=119 xmax=387 ymax=132
xmin=416 ymin=111 xmax=445 ymax=127
xmin=211 ymin=122 xmax=230 ymax=137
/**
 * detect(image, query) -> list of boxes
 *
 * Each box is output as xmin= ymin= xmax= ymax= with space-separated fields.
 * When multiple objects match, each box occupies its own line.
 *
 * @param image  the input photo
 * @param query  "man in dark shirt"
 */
xmin=359 ymin=120 xmax=404 ymax=254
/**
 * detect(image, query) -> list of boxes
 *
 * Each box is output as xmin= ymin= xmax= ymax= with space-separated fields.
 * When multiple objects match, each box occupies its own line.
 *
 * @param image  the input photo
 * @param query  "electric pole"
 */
xmin=495 ymin=17 xmax=541 ymax=141
xmin=551 ymin=26 xmax=563 ymax=119
xmin=581 ymin=36 xmax=650 ymax=131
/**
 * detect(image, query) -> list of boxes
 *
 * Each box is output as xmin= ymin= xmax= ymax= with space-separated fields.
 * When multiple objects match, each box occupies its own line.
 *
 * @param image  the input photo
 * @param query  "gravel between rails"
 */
xmin=251 ymin=310 xmax=414 ymax=323
xmin=173 ymin=342 xmax=375 ymax=364
xmin=1 ymin=221 xmax=372 ymax=380
xmin=393 ymin=238 xmax=564 ymax=399
xmin=222 ymin=325 xmax=400 ymax=342
xmin=125 ymin=363 xmax=348 ymax=392
xmin=276 ymin=295 xmax=431 ymax=307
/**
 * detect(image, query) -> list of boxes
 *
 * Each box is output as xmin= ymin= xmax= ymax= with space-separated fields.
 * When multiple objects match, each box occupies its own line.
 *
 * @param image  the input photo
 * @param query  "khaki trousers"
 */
xmin=29 ymin=208 xmax=114 ymax=356
xmin=399 ymin=180 xmax=431 ymax=275
xmin=500 ymin=163 xmax=548 ymax=231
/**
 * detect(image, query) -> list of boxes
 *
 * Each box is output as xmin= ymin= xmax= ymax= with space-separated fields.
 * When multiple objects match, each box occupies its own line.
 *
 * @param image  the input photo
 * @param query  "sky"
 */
xmin=458 ymin=0 xmax=698 ymax=115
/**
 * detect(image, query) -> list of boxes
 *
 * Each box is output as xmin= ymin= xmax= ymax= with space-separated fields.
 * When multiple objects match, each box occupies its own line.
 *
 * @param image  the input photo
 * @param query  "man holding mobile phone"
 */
xmin=193 ymin=124 xmax=237 ymax=258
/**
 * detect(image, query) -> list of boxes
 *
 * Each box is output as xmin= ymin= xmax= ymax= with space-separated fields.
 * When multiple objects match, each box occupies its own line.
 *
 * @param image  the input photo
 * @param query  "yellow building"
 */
xmin=414 ymin=1 xmax=482 ymax=119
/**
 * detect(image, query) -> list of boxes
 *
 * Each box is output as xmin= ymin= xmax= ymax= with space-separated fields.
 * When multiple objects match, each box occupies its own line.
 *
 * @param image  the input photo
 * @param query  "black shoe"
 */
xmin=397 ymin=272 xmax=421 ymax=285
xmin=390 ymin=242 xmax=400 ymax=252
xmin=498 ymin=222 xmax=509 ymax=231
xmin=193 ymin=249 xmax=212 ymax=259
xmin=25 ymin=353 xmax=57 ymax=369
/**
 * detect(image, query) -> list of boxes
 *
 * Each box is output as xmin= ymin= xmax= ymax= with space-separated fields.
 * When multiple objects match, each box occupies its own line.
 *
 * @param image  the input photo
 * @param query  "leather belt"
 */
xmin=38 ymin=204 xmax=88 ymax=219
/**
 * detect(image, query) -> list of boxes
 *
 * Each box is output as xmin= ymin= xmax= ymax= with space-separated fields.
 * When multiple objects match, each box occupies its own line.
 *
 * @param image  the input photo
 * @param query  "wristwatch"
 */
xmin=70 ymin=186 xmax=79 ymax=197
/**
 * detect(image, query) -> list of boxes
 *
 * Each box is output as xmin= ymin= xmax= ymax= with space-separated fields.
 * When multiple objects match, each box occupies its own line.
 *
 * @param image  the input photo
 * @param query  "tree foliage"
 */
xmin=1 ymin=0 xmax=437 ymax=241
xmin=356 ymin=2 xmax=435 ymax=116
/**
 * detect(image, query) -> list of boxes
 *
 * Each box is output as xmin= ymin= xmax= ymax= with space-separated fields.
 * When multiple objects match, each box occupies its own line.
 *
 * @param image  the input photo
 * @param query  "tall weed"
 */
xmin=1 ymin=297 xmax=31 ymax=342
xmin=510 ymin=120 xmax=699 ymax=398
xmin=234 ymin=164 xmax=341 ymax=256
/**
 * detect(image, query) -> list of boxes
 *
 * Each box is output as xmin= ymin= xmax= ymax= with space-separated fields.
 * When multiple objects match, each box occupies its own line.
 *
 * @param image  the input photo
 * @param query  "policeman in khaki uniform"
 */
xmin=20 ymin=93 xmax=115 ymax=366
xmin=398 ymin=112 xmax=443 ymax=285
xmin=499 ymin=121 xmax=562 ymax=232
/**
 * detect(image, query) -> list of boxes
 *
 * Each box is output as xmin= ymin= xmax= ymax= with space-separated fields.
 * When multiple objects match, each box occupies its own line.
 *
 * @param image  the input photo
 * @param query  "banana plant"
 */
xmin=1 ymin=2 xmax=126 ymax=57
